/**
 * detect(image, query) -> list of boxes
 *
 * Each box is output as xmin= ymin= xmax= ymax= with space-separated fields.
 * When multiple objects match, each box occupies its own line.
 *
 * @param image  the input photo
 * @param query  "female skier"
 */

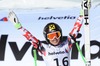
xmin=8 ymin=10 xmax=83 ymax=66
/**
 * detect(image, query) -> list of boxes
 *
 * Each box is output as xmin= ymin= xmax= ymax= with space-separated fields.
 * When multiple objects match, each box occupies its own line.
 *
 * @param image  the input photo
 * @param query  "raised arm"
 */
xmin=65 ymin=10 xmax=84 ymax=52
xmin=69 ymin=10 xmax=84 ymax=42
xmin=8 ymin=11 xmax=39 ymax=49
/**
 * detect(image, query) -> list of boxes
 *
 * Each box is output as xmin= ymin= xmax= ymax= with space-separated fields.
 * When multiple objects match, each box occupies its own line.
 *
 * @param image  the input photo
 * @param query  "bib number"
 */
xmin=54 ymin=57 xmax=69 ymax=66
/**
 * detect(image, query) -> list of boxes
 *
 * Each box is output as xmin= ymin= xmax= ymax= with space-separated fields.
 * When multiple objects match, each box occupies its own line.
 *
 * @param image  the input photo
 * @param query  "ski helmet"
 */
xmin=43 ymin=22 xmax=62 ymax=44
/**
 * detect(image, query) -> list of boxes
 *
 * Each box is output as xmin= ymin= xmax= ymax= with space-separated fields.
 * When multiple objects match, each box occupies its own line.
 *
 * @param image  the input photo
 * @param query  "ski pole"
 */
xmin=33 ymin=49 xmax=37 ymax=66
xmin=75 ymin=42 xmax=86 ymax=64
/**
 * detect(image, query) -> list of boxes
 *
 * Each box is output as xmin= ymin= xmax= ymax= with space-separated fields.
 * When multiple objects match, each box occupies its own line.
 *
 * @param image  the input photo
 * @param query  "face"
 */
xmin=49 ymin=37 xmax=60 ymax=46
xmin=47 ymin=31 xmax=61 ymax=46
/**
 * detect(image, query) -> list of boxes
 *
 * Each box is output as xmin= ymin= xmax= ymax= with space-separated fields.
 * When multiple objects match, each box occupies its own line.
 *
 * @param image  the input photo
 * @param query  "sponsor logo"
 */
xmin=38 ymin=16 xmax=76 ymax=20
xmin=48 ymin=51 xmax=65 ymax=55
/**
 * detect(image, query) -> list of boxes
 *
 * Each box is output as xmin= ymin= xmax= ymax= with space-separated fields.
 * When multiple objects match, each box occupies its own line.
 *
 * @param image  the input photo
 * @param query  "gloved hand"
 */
xmin=8 ymin=11 xmax=22 ymax=29
xmin=32 ymin=40 xmax=41 ymax=50
xmin=69 ymin=33 xmax=76 ymax=42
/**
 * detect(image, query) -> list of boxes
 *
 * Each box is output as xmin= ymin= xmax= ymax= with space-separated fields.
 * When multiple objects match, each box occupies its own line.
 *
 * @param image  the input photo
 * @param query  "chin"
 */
xmin=51 ymin=42 xmax=60 ymax=46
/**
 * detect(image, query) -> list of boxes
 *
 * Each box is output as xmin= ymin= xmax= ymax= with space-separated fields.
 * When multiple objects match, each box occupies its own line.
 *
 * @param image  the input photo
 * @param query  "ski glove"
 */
xmin=8 ymin=11 xmax=22 ymax=29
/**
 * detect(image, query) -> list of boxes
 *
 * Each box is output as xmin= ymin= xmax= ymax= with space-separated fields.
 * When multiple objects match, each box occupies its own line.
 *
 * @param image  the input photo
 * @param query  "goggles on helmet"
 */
xmin=47 ymin=31 xmax=61 ymax=40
